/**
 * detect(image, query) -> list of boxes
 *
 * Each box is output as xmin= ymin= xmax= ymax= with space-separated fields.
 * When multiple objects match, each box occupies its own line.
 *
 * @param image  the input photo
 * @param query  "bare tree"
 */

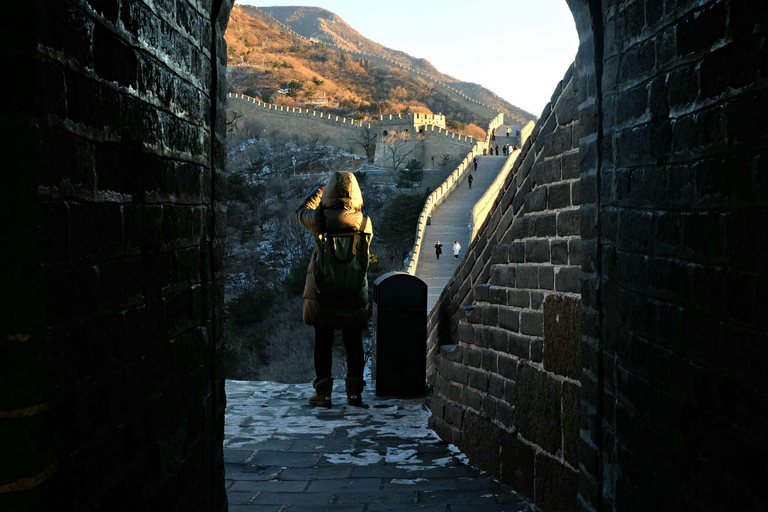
xmin=306 ymin=131 xmax=330 ymax=152
xmin=272 ymin=211 xmax=312 ymax=262
xmin=381 ymin=132 xmax=422 ymax=171
xmin=347 ymin=125 xmax=377 ymax=162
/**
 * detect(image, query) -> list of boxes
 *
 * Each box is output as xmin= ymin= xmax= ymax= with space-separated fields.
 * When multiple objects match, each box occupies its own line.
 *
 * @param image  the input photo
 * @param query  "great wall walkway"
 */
xmin=224 ymin=380 xmax=533 ymax=511
xmin=416 ymin=152 xmax=511 ymax=312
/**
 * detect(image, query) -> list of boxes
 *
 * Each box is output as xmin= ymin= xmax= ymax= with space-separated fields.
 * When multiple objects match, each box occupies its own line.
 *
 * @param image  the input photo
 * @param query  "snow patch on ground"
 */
xmin=391 ymin=478 xmax=428 ymax=485
xmin=324 ymin=450 xmax=382 ymax=466
xmin=224 ymin=380 xmax=486 ymax=475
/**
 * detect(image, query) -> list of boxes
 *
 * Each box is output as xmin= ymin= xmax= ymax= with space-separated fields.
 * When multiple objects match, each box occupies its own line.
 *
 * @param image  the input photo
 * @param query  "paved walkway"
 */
xmin=224 ymin=380 xmax=533 ymax=511
xmin=416 ymin=150 xmax=510 ymax=312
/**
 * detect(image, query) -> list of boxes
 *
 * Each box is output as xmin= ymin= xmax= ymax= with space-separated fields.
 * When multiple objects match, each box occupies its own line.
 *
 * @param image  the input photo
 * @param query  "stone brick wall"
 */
xmin=227 ymin=94 xmax=476 ymax=167
xmin=1 ymin=0 xmax=233 ymax=509
xmin=580 ymin=0 xmax=768 ymax=509
xmin=424 ymin=0 xmax=767 ymax=511
xmin=227 ymin=93 xmax=370 ymax=156
xmin=426 ymin=62 xmax=582 ymax=511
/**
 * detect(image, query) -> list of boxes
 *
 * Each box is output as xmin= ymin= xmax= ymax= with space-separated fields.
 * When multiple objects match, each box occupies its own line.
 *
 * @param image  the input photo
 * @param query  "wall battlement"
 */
xmin=229 ymin=93 xmax=370 ymax=129
xmin=377 ymin=112 xmax=446 ymax=127
xmin=228 ymin=93 xmax=475 ymax=146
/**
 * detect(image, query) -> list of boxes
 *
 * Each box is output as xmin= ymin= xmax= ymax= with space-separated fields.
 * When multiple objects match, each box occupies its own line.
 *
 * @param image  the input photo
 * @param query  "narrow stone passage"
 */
xmin=224 ymin=380 xmax=533 ymax=511
xmin=416 ymin=149 xmax=512 ymax=312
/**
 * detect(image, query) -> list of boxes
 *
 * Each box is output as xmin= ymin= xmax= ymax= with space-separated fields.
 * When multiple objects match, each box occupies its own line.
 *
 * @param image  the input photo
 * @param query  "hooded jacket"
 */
xmin=295 ymin=172 xmax=373 ymax=329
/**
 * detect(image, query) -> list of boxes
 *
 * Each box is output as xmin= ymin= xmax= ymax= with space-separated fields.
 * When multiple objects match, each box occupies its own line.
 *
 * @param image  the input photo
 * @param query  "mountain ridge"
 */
xmin=252 ymin=5 xmax=455 ymax=82
xmin=226 ymin=5 xmax=535 ymax=127
xmin=257 ymin=5 xmax=535 ymax=123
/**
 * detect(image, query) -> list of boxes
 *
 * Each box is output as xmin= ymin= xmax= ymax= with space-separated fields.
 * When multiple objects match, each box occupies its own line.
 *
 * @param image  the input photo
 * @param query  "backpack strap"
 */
xmin=318 ymin=205 xmax=327 ymax=235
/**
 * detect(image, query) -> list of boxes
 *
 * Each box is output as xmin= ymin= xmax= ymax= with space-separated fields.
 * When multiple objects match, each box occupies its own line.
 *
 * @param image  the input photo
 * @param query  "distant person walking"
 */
xmin=491 ymin=128 xmax=496 ymax=141
xmin=473 ymin=156 xmax=478 ymax=171
xmin=453 ymin=241 xmax=461 ymax=260
xmin=435 ymin=240 xmax=443 ymax=260
xmin=468 ymin=174 xmax=474 ymax=189
xmin=495 ymin=145 xmax=499 ymax=155
xmin=506 ymin=126 xmax=511 ymax=137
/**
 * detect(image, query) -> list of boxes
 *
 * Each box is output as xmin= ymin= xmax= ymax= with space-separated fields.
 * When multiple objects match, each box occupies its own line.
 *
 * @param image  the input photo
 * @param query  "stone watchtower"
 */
xmin=376 ymin=112 xmax=446 ymax=139
xmin=373 ymin=112 xmax=476 ymax=170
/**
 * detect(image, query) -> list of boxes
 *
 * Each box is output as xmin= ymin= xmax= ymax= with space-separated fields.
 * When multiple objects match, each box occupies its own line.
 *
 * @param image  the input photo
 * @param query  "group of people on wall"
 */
xmin=488 ymin=142 xmax=520 ymax=156
xmin=487 ymin=142 xmax=520 ymax=156
xmin=433 ymin=240 xmax=460 ymax=260
xmin=488 ymin=125 xmax=521 ymax=155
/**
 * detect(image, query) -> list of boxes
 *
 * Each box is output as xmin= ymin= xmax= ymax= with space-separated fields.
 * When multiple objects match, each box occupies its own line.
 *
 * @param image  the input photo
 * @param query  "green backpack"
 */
xmin=312 ymin=214 xmax=371 ymax=305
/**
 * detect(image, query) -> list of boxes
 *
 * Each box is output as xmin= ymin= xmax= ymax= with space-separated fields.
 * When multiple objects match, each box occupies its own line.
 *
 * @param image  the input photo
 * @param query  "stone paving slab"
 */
xmin=249 ymin=450 xmax=320 ymax=468
xmin=225 ymin=464 xmax=282 ymax=481
xmin=274 ymin=506 xmax=364 ymax=512
xmin=280 ymin=466 xmax=353 ymax=480
xmin=366 ymin=506 xmax=446 ymax=512
xmin=335 ymin=490 xmax=417 ymax=504
xmin=252 ymin=491 xmax=335 ymax=505
xmin=224 ymin=380 xmax=534 ymax=511
xmin=229 ymin=505 xmax=281 ymax=512
xmin=306 ymin=477 xmax=383 ymax=492
xmin=229 ymin=480 xmax=309 ymax=493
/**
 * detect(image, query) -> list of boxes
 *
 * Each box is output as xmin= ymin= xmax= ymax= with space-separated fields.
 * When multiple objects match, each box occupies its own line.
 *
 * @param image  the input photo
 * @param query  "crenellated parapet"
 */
xmin=228 ymin=93 xmax=478 ymax=160
xmin=377 ymin=112 xmax=446 ymax=128
xmin=228 ymin=93 xmax=370 ymax=129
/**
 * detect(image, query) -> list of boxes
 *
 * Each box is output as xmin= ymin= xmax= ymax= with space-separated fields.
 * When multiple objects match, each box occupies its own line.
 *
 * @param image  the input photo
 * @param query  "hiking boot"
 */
xmin=345 ymin=377 xmax=365 ymax=406
xmin=308 ymin=377 xmax=333 ymax=407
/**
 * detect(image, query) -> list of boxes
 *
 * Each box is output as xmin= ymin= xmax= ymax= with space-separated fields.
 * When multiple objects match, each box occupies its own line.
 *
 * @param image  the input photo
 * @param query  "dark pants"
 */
xmin=314 ymin=326 xmax=364 ymax=381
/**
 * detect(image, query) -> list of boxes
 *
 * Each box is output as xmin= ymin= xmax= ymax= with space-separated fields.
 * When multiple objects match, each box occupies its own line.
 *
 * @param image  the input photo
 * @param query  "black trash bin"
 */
xmin=372 ymin=272 xmax=428 ymax=396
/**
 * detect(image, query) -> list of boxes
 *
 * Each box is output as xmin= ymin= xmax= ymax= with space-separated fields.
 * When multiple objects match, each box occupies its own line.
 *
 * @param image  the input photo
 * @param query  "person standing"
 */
xmin=468 ymin=174 xmax=474 ymax=189
xmin=491 ymin=128 xmax=496 ymax=141
xmin=506 ymin=126 xmax=511 ymax=137
xmin=435 ymin=240 xmax=443 ymax=260
xmin=473 ymin=156 xmax=478 ymax=171
xmin=295 ymin=172 xmax=373 ymax=408
xmin=453 ymin=240 xmax=461 ymax=260
xmin=495 ymin=144 xmax=499 ymax=155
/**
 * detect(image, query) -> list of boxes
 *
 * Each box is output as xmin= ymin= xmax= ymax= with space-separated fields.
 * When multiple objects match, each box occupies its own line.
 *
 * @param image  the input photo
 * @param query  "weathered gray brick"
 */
xmin=499 ymin=307 xmax=520 ymax=332
xmin=521 ymin=312 xmax=544 ymax=337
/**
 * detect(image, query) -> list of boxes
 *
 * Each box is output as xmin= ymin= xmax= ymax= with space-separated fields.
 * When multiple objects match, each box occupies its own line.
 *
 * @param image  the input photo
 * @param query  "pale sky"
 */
xmin=235 ymin=1 xmax=579 ymax=117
